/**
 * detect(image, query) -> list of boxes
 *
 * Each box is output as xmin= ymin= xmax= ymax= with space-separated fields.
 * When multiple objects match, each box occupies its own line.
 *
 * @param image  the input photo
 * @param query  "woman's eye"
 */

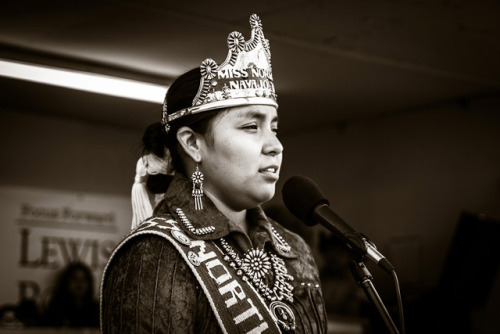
xmin=242 ymin=124 xmax=258 ymax=130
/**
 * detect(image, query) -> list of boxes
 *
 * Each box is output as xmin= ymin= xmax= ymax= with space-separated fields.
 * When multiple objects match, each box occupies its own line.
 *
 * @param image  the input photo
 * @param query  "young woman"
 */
xmin=101 ymin=14 xmax=327 ymax=333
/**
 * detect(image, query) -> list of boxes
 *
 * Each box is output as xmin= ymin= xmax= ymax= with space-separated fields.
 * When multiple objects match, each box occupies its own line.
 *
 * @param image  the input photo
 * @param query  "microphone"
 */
xmin=282 ymin=176 xmax=394 ymax=273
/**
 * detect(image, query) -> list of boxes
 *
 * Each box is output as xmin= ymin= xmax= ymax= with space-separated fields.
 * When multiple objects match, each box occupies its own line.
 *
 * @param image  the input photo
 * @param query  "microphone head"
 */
xmin=282 ymin=176 xmax=329 ymax=226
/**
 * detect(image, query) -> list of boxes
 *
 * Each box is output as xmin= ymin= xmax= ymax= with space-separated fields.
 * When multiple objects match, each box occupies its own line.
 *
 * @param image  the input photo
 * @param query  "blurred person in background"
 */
xmin=43 ymin=262 xmax=99 ymax=328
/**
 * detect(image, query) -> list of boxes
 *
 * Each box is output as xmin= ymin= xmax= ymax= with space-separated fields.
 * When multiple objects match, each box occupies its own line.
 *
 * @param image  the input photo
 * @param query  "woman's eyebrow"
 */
xmin=237 ymin=110 xmax=279 ymax=123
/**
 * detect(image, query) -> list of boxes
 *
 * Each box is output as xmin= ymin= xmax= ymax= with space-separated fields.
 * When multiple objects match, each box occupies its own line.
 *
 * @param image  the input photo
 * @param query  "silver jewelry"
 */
xmin=191 ymin=165 xmax=204 ymax=210
xmin=270 ymin=301 xmax=296 ymax=331
xmin=219 ymin=238 xmax=294 ymax=303
xmin=270 ymin=226 xmax=291 ymax=253
xmin=161 ymin=109 xmax=171 ymax=133
xmin=176 ymin=208 xmax=215 ymax=235
xmin=188 ymin=251 xmax=201 ymax=266
xmin=171 ymin=230 xmax=192 ymax=246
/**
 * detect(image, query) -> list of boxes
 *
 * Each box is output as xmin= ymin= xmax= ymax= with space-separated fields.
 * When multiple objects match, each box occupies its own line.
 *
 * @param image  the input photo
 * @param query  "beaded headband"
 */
xmin=162 ymin=14 xmax=278 ymax=132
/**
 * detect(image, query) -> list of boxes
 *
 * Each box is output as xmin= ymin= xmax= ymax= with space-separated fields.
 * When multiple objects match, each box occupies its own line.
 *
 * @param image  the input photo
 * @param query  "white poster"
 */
xmin=0 ymin=185 xmax=131 ymax=309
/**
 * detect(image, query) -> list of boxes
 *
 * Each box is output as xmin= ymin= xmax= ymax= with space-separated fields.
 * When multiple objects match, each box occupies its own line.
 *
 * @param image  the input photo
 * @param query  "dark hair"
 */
xmin=43 ymin=262 xmax=99 ymax=327
xmin=142 ymin=68 xmax=224 ymax=175
xmin=51 ymin=262 xmax=95 ymax=302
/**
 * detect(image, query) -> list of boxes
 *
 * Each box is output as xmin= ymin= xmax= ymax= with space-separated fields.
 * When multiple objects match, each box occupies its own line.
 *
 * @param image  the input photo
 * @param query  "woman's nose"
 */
xmin=263 ymin=129 xmax=283 ymax=156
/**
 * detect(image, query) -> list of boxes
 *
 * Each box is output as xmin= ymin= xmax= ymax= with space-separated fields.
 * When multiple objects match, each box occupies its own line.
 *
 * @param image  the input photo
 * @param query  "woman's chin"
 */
xmin=253 ymin=187 xmax=276 ymax=205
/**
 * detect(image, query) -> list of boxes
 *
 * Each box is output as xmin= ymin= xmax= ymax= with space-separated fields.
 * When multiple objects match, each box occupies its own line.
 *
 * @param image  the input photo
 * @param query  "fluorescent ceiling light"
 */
xmin=0 ymin=59 xmax=167 ymax=103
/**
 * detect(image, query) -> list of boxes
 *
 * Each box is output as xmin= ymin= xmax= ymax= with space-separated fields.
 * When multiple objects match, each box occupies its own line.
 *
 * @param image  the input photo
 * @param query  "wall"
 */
xmin=277 ymin=96 xmax=500 ymax=291
xmin=0 ymin=108 xmax=140 ymax=322
xmin=0 ymin=108 xmax=141 ymax=195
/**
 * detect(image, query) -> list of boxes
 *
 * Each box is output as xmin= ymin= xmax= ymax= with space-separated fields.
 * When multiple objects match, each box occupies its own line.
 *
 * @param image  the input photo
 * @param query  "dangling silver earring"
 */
xmin=191 ymin=165 xmax=204 ymax=210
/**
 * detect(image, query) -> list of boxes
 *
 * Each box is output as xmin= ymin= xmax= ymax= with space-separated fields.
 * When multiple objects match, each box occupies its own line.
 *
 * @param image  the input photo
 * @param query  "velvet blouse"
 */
xmin=101 ymin=173 xmax=327 ymax=333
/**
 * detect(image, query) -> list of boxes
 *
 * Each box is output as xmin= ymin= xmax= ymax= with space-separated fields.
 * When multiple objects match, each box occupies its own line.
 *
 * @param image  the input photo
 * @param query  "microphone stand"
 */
xmin=350 ymin=260 xmax=399 ymax=334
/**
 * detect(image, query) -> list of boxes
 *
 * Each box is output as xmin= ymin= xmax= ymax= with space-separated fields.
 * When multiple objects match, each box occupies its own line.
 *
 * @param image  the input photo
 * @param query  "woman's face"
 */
xmin=68 ymin=268 xmax=90 ymax=299
xmin=200 ymin=105 xmax=283 ymax=211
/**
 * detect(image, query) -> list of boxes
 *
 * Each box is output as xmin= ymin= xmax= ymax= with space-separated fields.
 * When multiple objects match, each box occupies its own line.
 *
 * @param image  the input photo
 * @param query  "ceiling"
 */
xmin=1 ymin=0 xmax=500 ymax=134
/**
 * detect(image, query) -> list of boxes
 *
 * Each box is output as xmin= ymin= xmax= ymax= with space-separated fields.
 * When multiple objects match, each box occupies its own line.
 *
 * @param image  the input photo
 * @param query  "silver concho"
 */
xmin=171 ymin=229 xmax=192 ymax=246
xmin=270 ymin=301 xmax=296 ymax=331
xmin=187 ymin=251 xmax=201 ymax=266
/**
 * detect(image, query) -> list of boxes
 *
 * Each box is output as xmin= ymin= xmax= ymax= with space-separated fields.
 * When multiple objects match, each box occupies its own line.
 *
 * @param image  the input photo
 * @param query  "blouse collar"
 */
xmin=154 ymin=172 xmax=296 ymax=258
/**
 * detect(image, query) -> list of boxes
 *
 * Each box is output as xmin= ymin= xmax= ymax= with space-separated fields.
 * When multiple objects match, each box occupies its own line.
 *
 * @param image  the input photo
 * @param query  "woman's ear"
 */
xmin=176 ymin=126 xmax=203 ymax=163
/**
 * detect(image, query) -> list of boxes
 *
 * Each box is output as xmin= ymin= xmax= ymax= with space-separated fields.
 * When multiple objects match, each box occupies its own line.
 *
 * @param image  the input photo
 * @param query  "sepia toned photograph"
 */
xmin=1 ymin=1 xmax=499 ymax=333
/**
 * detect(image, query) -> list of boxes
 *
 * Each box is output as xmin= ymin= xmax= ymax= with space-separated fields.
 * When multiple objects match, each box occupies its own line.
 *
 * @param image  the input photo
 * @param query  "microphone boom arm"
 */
xmin=350 ymin=260 xmax=400 ymax=334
